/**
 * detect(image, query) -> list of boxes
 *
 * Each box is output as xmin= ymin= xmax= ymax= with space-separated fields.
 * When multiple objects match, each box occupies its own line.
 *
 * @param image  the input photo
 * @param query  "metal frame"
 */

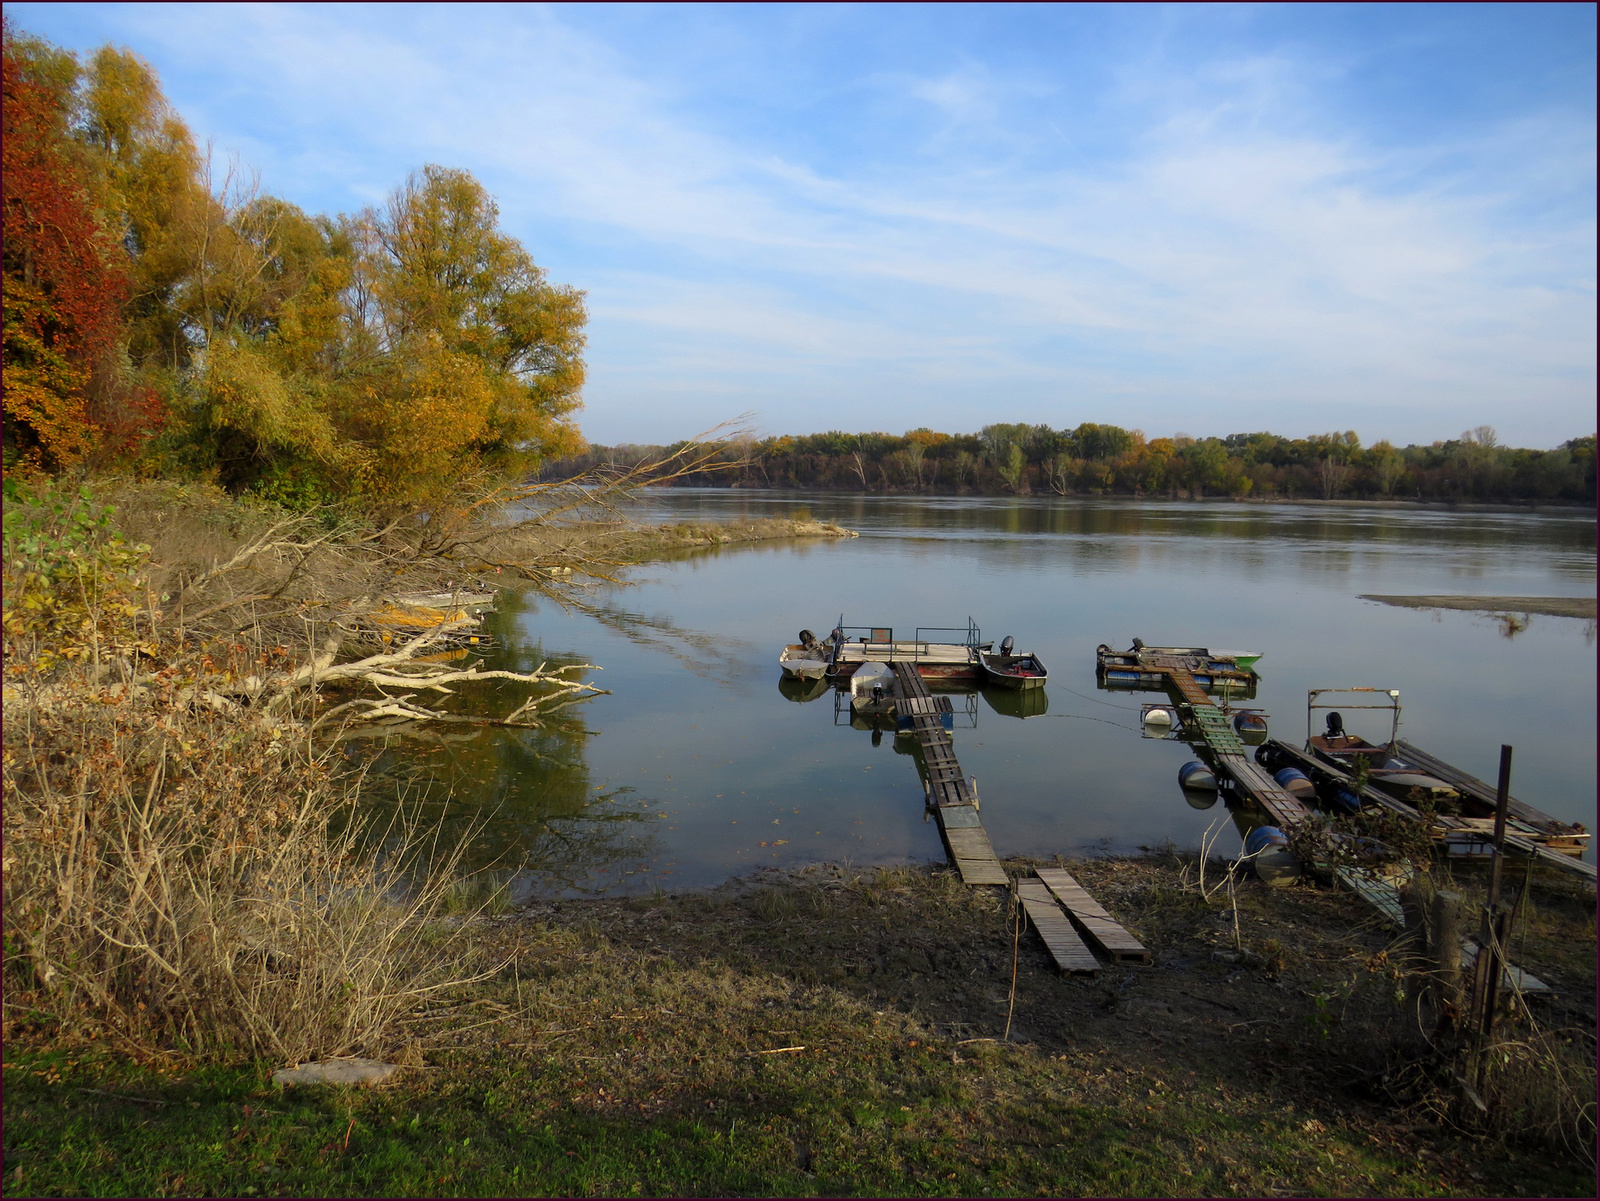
xmin=1307 ymin=687 xmax=1401 ymax=748
xmin=831 ymin=615 xmax=984 ymax=664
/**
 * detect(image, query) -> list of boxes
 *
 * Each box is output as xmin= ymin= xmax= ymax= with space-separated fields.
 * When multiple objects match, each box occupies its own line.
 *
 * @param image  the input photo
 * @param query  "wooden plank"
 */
xmin=943 ymin=827 xmax=999 ymax=862
xmin=1333 ymin=867 xmax=1406 ymax=929
xmin=1394 ymin=740 xmax=1570 ymax=833
xmin=956 ymin=858 xmax=1010 ymax=886
xmin=1505 ymin=834 xmax=1597 ymax=881
xmin=1034 ymin=869 xmax=1150 ymax=962
xmin=1016 ymin=881 xmax=1101 ymax=974
xmin=937 ymin=804 xmax=982 ymax=829
xmin=1459 ymin=942 xmax=1550 ymax=994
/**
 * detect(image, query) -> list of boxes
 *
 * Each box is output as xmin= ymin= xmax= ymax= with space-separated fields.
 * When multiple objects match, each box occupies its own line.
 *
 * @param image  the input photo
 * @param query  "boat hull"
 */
xmin=780 ymin=655 xmax=828 ymax=680
xmin=979 ymin=650 xmax=1048 ymax=691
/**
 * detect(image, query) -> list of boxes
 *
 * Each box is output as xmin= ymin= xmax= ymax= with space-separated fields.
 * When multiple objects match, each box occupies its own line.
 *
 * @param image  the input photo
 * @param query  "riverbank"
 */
xmin=5 ymin=852 xmax=1594 ymax=1196
xmin=5 ymin=482 xmax=1594 ymax=1196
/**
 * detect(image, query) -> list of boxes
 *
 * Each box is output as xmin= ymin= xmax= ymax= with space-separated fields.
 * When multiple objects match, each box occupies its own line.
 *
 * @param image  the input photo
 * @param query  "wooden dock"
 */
xmin=1262 ymin=739 xmax=1595 ymax=882
xmin=1016 ymin=878 xmax=1101 ymax=974
xmin=892 ymin=664 xmax=1007 ymax=885
xmin=1136 ymin=654 xmax=1312 ymax=830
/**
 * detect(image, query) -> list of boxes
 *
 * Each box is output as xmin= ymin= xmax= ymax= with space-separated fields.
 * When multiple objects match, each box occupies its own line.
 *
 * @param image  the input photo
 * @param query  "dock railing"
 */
xmin=831 ymin=616 xmax=983 ymax=665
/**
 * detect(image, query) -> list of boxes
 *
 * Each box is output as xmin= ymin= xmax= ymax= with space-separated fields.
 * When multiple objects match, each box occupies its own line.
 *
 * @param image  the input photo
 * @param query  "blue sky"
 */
xmin=11 ymin=2 xmax=1596 ymax=448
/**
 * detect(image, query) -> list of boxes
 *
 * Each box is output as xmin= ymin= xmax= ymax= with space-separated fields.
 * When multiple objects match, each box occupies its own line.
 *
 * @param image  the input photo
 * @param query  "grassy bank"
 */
xmin=6 ymin=854 xmax=1595 ymax=1197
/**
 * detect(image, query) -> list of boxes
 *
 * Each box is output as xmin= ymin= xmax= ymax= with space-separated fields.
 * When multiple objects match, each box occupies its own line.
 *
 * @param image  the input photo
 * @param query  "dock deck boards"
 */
xmin=893 ymin=663 xmax=1008 ymax=885
xmin=1016 ymin=879 xmax=1101 ymax=974
xmin=1131 ymin=660 xmax=1312 ymax=829
xmin=1034 ymin=868 xmax=1151 ymax=962
xmin=1332 ymin=867 xmax=1408 ymax=928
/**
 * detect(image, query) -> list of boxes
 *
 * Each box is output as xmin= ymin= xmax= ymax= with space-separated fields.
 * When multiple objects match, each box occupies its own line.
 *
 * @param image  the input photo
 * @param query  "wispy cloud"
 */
xmin=11 ymin=2 xmax=1595 ymax=445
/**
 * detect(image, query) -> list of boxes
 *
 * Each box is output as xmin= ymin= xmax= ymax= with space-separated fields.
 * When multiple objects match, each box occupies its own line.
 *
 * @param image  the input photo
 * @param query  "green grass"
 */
xmin=6 ymin=858 xmax=1594 ymax=1198
xmin=4 ymin=1041 xmax=1480 ymax=1198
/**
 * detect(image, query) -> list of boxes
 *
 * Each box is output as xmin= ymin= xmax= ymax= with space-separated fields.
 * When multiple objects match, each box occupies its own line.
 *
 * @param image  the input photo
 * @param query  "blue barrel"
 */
xmin=1272 ymin=766 xmax=1315 ymax=797
xmin=1327 ymin=785 xmax=1361 ymax=816
xmin=1243 ymin=826 xmax=1301 ymax=886
xmin=1244 ymin=826 xmax=1287 ymax=856
xmin=1233 ymin=712 xmax=1269 ymax=737
xmin=1178 ymin=761 xmax=1217 ymax=791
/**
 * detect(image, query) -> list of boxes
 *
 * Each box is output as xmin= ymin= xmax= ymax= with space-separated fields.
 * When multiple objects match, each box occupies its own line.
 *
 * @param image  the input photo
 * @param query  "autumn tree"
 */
xmin=1 ymin=29 xmax=134 ymax=472
xmin=336 ymin=166 xmax=586 ymax=503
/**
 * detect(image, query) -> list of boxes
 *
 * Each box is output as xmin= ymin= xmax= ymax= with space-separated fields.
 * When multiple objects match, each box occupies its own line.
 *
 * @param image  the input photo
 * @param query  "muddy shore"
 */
xmin=1361 ymin=594 xmax=1596 ymax=620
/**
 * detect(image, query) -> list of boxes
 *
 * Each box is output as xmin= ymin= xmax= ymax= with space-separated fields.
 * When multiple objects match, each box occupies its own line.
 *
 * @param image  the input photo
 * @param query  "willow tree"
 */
xmin=342 ymin=165 xmax=587 ymax=505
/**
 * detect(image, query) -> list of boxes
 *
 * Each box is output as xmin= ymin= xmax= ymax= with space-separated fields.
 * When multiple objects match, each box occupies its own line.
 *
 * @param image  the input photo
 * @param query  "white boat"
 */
xmin=779 ymin=630 xmax=830 ymax=679
xmin=779 ymin=645 xmax=828 ymax=679
xmin=849 ymin=661 xmax=897 ymax=714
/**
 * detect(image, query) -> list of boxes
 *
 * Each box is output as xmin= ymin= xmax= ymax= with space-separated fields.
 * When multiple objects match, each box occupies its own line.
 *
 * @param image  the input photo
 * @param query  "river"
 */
xmin=363 ymin=491 xmax=1596 ymax=897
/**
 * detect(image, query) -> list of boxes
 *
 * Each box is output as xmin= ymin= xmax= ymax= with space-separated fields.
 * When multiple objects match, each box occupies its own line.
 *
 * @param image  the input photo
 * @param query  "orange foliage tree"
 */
xmin=1 ymin=39 xmax=135 ymax=472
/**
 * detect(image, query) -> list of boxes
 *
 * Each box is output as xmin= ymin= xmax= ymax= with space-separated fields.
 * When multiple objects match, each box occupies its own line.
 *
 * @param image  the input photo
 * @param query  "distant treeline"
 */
xmin=550 ymin=423 xmax=1597 ymax=504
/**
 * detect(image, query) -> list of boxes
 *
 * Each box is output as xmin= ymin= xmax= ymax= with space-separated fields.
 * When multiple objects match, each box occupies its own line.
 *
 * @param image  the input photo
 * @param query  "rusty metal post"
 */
xmin=1486 ymin=745 xmax=1512 ymax=912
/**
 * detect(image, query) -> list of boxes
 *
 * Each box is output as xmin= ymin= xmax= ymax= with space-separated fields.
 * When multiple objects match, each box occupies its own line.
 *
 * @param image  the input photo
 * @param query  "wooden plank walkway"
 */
xmin=1016 ymin=879 xmax=1101 ymax=975
xmin=1136 ymin=660 xmax=1312 ymax=830
xmin=1332 ymin=867 xmax=1408 ymax=929
xmin=1035 ymin=868 xmax=1151 ymax=963
xmin=893 ymin=663 xmax=1003 ymax=885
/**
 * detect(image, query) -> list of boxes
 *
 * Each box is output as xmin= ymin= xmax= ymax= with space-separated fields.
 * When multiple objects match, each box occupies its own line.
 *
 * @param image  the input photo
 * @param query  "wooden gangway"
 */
xmin=1135 ymin=653 xmax=1312 ymax=831
xmin=892 ymin=664 xmax=1006 ymax=885
xmin=1016 ymin=878 xmax=1101 ymax=975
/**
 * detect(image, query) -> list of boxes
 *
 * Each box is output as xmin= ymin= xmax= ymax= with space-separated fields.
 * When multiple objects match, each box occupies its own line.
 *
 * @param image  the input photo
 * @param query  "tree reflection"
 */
xmin=350 ymin=595 xmax=659 ymax=895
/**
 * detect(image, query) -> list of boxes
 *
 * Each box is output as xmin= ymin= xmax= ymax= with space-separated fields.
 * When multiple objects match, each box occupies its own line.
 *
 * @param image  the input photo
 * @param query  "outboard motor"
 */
xmin=1000 ymin=635 xmax=1015 ymax=656
xmin=1131 ymin=637 xmax=1145 ymax=650
xmin=1325 ymin=712 xmax=1345 ymax=739
xmin=799 ymin=629 xmax=817 ymax=650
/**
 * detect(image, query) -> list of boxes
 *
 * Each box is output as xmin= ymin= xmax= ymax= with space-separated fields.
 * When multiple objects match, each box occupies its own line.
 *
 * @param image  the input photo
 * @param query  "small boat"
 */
xmin=1296 ymin=689 xmax=1590 ymax=860
xmin=779 ymin=629 xmax=829 ymax=680
xmin=1107 ymin=640 xmax=1260 ymax=671
xmin=1095 ymin=640 xmax=1260 ymax=690
xmin=849 ymin=661 xmax=897 ymax=715
xmin=978 ymin=635 xmax=1047 ymax=690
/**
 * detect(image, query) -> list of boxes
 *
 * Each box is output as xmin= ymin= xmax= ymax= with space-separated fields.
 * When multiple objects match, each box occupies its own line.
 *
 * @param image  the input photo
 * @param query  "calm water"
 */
xmin=366 ymin=492 xmax=1597 ymax=897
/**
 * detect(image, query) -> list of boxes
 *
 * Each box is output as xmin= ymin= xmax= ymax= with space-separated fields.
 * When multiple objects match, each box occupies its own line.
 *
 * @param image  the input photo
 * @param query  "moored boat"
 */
xmin=779 ymin=629 xmax=829 ymax=679
xmin=823 ymin=617 xmax=987 ymax=682
xmin=849 ymin=661 xmax=897 ymax=714
xmin=1296 ymin=688 xmax=1590 ymax=858
xmin=1095 ymin=640 xmax=1260 ymax=691
xmin=978 ymin=635 xmax=1047 ymax=690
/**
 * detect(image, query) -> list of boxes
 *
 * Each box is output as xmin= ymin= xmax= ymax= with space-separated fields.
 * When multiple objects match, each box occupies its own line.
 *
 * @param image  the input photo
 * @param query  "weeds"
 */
xmin=2 ymin=484 xmax=501 ymax=1065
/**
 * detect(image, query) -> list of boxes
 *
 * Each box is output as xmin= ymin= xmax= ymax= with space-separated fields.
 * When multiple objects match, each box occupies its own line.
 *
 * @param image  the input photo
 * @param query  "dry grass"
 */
xmin=1 ymin=483 xmax=499 ymax=1064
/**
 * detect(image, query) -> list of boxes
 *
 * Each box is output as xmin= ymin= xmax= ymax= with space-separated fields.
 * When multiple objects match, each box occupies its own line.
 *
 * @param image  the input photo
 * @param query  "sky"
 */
xmin=10 ymin=2 xmax=1597 ymax=448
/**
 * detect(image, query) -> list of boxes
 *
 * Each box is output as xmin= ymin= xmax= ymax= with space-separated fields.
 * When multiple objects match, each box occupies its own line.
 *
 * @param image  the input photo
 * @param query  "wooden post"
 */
xmin=1400 ymin=879 xmax=1432 ymax=1038
xmin=1485 ymin=745 xmax=1512 ymax=912
xmin=1430 ymin=889 xmax=1464 ymax=1024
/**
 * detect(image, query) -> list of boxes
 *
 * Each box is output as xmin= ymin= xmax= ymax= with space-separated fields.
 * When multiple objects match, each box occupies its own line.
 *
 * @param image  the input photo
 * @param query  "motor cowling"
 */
xmin=1000 ymin=635 xmax=1015 ymax=656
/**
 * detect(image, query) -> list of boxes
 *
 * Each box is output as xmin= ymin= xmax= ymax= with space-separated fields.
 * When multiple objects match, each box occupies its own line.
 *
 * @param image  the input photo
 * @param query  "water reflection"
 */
xmin=778 ymin=675 xmax=830 ymax=703
xmin=984 ymin=687 xmax=1050 ymax=720
xmin=357 ymin=596 xmax=662 ymax=897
